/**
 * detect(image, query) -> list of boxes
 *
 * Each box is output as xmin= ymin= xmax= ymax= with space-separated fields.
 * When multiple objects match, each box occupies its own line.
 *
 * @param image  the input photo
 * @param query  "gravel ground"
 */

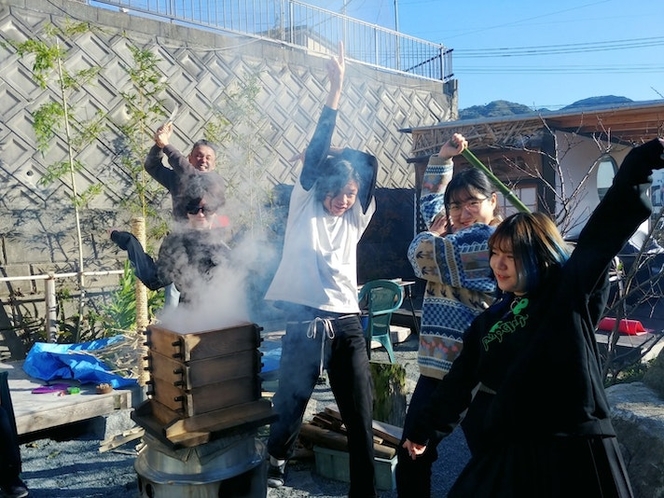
xmin=15 ymin=334 xmax=470 ymax=498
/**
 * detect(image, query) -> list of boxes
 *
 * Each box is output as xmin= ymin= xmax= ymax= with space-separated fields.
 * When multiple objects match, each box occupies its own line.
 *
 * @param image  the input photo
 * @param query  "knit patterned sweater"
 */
xmin=408 ymin=155 xmax=496 ymax=380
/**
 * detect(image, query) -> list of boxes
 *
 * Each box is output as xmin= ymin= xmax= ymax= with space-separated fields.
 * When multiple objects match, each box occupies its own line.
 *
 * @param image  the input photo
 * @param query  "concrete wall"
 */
xmin=0 ymin=0 xmax=454 ymax=351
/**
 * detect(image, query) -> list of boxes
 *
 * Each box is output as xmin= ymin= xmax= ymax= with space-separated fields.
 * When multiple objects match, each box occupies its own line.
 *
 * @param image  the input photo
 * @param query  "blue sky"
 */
xmin=325 ymin=0 xmax=664 ymax=110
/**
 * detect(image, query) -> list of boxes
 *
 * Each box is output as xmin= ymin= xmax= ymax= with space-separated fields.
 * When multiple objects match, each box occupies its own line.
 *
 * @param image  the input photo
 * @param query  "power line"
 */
xmin=455 ymin=37 xmax=664 ymax=58
xmin=455 ymin=64 xmax=664 ymax=75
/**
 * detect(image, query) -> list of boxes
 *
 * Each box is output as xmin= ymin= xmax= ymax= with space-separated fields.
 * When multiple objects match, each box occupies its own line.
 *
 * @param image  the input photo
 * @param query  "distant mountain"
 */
xmin=459 ymin=96 xmax=634 ymax=120
xmin=561 ymin=95 xmax=633 ymax=110
xmin=459 ymin=100 xmax=534 ymax=120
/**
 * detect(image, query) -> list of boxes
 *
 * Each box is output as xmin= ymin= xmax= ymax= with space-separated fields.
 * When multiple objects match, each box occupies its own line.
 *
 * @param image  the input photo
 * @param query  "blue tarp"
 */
xmin=23 ymin=336 xmax=138 ymax=389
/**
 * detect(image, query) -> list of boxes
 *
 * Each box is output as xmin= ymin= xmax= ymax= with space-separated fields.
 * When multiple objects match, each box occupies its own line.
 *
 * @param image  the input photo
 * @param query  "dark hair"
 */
xmin=190 ymin=139 xmax=218 ymax=155
xmin=444 ymin=168 xmax=497 ymax=210
xmin=180 ymin=172 xmax=226 ymax=213
xmin=489 ymin=212 xmax=571 ymax=293
xmin=314 ymin=158 xmax=362 ymax=204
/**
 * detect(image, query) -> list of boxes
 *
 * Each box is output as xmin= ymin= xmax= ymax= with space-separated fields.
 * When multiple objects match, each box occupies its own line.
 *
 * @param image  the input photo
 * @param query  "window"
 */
xmin=596 ymin=155 xmax=618 ymax=201
xmin=497 ymin=185 xmax=538 ymax=217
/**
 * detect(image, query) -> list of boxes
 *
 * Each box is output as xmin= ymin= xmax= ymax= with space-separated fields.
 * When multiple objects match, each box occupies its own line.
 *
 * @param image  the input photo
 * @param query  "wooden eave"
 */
xmin=402 ymin=100 xmax=664 ymax=161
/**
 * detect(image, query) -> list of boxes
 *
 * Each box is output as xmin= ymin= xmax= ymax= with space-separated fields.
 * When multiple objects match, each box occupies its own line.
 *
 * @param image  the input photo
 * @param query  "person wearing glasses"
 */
xmin=109 ymin=172 xmax=230 ymax=306
xmin=397 ymin=134 xmax=501 ymax=497
xmin=403 ymin=138 xmax=664 ymax=498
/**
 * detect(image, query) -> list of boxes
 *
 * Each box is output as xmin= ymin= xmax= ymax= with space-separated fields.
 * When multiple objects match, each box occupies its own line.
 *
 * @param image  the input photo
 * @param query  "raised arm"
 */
xmin=420 ymin=133 xmax=468 ymax=232
xmin=144 ymin=124 xmax=179 ymax=189
xmin=300 ymin=42 xmax=345 ymax=190
xmin=572 ymin=138 xmax=664 ymax=290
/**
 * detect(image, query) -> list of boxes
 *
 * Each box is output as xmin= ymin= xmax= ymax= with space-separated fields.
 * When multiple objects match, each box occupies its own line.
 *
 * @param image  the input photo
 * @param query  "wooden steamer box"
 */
xmin=148 ymin=348 xmax=261 ymax=390
xmin=146 ymin=323 xmax=261 ymax=362
xmin=134 ymin=322 xmax=274 ymax=447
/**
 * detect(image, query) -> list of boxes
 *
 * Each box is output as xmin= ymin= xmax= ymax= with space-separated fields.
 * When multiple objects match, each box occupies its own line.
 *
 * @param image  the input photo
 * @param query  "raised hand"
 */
xmin=438 ymin=132 xmax=467 ymax=160
xmin=154 ymin=122 xmax=173 ymax=149
xmin=325 ymin=41 xmax=345 ymax=109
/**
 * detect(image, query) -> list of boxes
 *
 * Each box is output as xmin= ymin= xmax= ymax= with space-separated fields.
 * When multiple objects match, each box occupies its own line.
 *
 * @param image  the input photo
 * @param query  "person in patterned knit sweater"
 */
xmin=396 ymin=133 xmax=501 ymax=498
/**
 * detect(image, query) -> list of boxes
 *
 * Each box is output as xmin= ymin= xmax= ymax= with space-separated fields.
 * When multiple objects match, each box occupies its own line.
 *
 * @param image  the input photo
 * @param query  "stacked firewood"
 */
xmin=299 ymin=406 xmax=403 ymax=459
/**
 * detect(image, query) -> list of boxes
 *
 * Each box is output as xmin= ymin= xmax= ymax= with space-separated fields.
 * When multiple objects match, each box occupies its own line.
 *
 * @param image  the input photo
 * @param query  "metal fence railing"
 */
xmin=90 ymin=0 xmax=453 ymax=82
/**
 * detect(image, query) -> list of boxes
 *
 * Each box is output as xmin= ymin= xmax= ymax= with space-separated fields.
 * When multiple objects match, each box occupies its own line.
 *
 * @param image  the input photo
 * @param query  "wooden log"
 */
xmin=323 ymin=406 xmax=402 ymax=447
xmin=371 ymin=420 xmax=403 ymax=447
xmin=99 ymin=427 xmax=145 ymax=453
xmin=312 ymin=413 xmax=345 ymax=432
xmin=299 ymin=422 xmax=396 ymax=459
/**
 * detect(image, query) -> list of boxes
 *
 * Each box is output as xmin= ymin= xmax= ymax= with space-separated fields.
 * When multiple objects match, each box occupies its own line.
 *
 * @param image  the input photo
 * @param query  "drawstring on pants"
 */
xmin=306 ymin=317 xmax=336 ymax=377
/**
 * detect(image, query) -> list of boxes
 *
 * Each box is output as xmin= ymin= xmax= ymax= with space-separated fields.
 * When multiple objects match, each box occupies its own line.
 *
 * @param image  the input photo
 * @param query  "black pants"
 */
xmin=0 ymin=405 xmax=21 ymax=487
xmin=395 ymin=374 xmax=446 ymax=498
xmin=267 ymin=312 xmax=376 ymax=498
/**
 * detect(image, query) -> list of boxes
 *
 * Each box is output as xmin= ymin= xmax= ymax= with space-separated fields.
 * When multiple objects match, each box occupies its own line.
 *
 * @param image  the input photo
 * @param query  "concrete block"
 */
xmin=370 ymin=326 xmax=411 ymax=350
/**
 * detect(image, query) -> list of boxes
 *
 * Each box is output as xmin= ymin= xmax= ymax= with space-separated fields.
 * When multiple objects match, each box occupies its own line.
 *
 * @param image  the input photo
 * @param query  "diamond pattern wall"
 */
xmin=0 ymin=0 xmax=452 ymax=299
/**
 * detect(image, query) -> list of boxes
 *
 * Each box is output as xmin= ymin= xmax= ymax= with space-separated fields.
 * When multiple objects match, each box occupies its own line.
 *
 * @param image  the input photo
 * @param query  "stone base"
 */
xmin=607 ymin=382 xmax=664 ymax=498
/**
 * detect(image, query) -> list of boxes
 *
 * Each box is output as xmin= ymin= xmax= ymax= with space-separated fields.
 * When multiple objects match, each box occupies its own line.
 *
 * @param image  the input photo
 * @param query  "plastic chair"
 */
xmin=358 ymin=279 xmax=404 ymax=363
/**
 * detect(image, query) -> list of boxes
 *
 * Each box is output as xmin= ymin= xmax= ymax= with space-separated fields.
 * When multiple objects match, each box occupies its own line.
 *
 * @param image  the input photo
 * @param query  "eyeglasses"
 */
xmin=448 ymin=197 xmax=488 ymax=216
xmin=186 ymin=205 xmax=213 ymax=216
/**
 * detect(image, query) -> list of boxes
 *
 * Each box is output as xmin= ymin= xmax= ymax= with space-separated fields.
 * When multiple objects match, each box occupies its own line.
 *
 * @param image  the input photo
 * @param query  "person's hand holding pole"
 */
xmin=439 ymin=133 xmax=467 ymax=160
xmin=154 ymin=122 xmax=173 ymax=149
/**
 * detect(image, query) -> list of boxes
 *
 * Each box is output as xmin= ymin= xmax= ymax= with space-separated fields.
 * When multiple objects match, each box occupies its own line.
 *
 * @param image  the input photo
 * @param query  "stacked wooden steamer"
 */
xmin=132 ymin=322 xmax=274 ymax=498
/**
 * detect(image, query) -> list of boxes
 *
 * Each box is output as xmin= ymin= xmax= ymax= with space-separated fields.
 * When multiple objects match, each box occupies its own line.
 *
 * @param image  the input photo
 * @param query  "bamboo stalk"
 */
xmin=131 ymin=216 xmax=149 ymax=387
xmin=461 ymin=149 xmax=531 ymax=213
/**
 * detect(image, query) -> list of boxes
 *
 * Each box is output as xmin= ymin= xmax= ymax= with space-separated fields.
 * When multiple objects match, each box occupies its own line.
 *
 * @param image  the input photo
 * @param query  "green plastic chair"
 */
xmin=358 ymin=279 xmax=404 ymax=363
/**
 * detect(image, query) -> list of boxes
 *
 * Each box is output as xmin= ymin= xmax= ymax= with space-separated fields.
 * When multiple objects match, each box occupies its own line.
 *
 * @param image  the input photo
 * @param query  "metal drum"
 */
xmin=135 ymin=432 xmax=266 ymax=498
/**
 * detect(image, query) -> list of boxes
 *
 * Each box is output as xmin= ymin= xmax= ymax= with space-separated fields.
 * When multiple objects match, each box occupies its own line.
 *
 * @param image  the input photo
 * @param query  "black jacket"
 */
xmin=111 ymin=227 xmax=231 ymax=304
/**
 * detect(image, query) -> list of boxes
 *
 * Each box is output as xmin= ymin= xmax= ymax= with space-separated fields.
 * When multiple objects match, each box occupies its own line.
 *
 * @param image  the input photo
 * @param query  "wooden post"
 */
xmin=131 ymin=217 xmax=149 ymax=387
xmin=44 ymin=276 xmax=57 ymax=343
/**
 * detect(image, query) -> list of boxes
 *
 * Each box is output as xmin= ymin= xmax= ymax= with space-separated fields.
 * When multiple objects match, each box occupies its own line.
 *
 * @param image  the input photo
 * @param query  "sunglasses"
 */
xmin=186 ymin=205 xmax=213 ymax=215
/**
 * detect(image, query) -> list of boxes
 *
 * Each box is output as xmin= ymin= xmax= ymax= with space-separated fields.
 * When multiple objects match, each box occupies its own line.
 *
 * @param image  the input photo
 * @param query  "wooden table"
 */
xmin=0 ymin=361 xmax=140 ymax=436
xmin=390 ymin=278 xmax=419 ymax=335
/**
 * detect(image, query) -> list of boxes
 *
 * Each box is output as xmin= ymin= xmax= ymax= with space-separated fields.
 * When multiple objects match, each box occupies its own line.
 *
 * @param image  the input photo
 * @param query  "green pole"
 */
xmin=461 ymin=148 xmax=531 ymax=213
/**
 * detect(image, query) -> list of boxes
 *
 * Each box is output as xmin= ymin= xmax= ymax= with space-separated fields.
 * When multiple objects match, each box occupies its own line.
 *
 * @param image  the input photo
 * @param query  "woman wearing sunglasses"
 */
xmin=110 ymin=172 xmax=230 ymax=305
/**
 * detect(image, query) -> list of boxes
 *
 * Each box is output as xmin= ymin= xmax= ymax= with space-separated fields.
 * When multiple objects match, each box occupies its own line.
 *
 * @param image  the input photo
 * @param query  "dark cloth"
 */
xmin=0 ymin=406 xmax=21 ymax=483
xmin=0 ymin=372 xmax=21 ymax=486
xmin=407 ymin=138 xmax=664 ymax=497
xmin=448 ymin=434 xmax=632 ymax=498
xmin=267 ymin=310 xmax=376 ymax=498
xmin=110 ymin=227 xmax=231 ymax=304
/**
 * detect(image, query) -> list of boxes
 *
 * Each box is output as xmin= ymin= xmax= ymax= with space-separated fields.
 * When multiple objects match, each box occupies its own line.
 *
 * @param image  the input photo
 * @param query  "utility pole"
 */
xmin=394 ymin=0 xmax=399 ymax=31
xmin=394 ymin=0 xmax=400 ymax=70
